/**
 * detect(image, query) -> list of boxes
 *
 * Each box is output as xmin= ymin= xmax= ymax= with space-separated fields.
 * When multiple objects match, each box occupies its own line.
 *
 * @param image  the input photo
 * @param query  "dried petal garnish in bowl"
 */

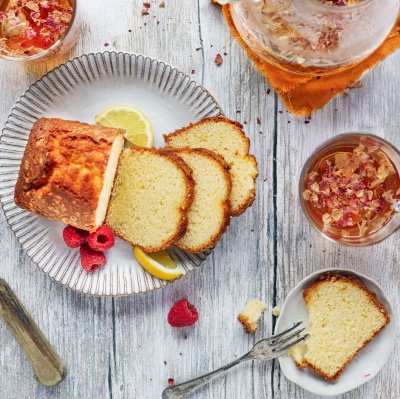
xmin=299 ymin=133 xmax=400 ymax=245
xmin=0 ymin=0 xmax=80 ymax=62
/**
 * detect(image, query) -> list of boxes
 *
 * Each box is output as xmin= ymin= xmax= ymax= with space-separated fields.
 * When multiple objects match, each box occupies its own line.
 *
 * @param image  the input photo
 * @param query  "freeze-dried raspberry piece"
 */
xmin=88 ymin=225 xmax=115 ymax=251
xmin=80 ymin=243 xmax=107 ymax=272
xmin=62 ymin=225 xmax=89 ymax=248
xmin=167 ymin=299 xmax=198 ymax=327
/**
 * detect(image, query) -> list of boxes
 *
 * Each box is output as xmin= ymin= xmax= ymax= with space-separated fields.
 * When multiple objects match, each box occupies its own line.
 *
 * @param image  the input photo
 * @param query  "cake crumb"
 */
xmin=272 ymin=305 xmax=281 ymax=317
xmin=238 ymin=298 xmax=267 ymax=333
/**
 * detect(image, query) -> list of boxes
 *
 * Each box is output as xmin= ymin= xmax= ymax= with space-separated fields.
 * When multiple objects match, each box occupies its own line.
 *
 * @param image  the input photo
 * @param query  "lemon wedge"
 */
xmin=133 ymin=246 xmax=183 ymax=280
xmin=95 ymin=104 xmax=154 ymax=147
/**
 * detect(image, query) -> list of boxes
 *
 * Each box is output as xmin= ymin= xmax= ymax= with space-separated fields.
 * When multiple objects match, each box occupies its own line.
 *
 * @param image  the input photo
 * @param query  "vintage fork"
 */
xmin=162 ymin=321 xmax=307 ymax=399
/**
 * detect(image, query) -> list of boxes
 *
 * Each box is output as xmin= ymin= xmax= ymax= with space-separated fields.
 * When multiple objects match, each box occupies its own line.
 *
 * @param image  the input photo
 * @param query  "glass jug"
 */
xmin=225 ymin=0 xmax=400 ymax=75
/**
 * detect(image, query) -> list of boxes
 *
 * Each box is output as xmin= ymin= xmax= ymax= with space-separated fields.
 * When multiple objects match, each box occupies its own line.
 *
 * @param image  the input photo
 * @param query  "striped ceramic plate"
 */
xmin=0 ymin=51 xmax=223 ymax=296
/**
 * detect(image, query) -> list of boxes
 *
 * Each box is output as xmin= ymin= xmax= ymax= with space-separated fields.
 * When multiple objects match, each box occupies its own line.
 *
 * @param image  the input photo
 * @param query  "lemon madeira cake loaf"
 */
xmin=297 ymin=272 xmax=390 ymax=381
xmin=106 ymin=146 xmax=195 ymax=252
xmin=166 ymin=148 xmax=232 ymax=252
xmin=15 ymin=118 xmax=125 ymax=231
xmin=164 ymin=117 xmax=258 ymax=216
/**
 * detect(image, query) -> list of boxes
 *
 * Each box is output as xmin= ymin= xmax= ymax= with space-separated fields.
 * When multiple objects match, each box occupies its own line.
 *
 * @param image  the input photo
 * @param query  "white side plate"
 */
xmin=276 ymin=268 xmax=396 ymax=396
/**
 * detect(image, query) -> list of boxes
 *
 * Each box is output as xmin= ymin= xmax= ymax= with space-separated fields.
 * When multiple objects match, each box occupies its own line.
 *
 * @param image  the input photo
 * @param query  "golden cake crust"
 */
xmin=303 ymin=271 xmax=390 ymax=381
xmin=14 ymin=117 xmax=124 ymax=231
xmin=237 ymin=314 xmax=257 ymax=334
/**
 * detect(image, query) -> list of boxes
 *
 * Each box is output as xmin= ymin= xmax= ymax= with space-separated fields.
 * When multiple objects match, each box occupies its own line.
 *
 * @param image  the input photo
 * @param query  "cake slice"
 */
xmin=106 ymin=146 xmax=195 ymax=252
xmin=301 ymin=272 xmax=390 ymax=381
xmin=14 ymin=118 xmax=125 ymax=231
xmin=165 ymin=148 xmax=231 ymax=253
xmin=238 ymin=298 xmax=267 ymax=333
xmin=164 ymin=117 xmax=258 ymax=216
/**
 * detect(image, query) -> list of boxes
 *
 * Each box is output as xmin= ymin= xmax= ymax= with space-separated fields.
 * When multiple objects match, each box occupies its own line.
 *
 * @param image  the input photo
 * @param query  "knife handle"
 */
xmin=0 ymin=279 xmax=67 ymax=386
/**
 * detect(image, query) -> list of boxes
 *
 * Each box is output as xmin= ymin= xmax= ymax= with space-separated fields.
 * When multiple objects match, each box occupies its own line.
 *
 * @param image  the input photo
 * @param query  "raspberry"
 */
xmin=63 ymin=225 xmax=89 ymax=248
xmin=80 ymin=243 xmax=107 ymax=272
xmin=167 ymin=299 xmax=198 ymax=327
xmin=88 ymin=225 xmax=115 ymax=251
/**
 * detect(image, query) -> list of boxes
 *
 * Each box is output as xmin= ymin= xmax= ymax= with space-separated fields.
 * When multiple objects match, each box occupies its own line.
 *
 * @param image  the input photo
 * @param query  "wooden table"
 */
xmin=0 ymin=1 xmax=399 ymax=398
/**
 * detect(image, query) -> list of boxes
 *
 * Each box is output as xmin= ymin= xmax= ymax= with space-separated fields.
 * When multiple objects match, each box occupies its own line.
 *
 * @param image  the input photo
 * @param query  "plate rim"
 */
xmin=0 ymin=51 xmax=224 ymax=297
xmin=275 ymin=267 xmax=397 ymax=396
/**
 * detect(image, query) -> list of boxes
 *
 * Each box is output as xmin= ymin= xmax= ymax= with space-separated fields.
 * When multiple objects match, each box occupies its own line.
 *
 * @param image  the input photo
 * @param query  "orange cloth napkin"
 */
xmin=222 ymin=5 xmax=400 ymax=117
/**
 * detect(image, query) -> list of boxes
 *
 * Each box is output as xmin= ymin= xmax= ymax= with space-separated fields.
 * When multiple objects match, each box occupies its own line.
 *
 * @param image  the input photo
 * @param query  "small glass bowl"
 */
xmin=299 ymin=133 xmax=400 ymax=246
xmin=0 ymin=0 xmax=81 ymax=64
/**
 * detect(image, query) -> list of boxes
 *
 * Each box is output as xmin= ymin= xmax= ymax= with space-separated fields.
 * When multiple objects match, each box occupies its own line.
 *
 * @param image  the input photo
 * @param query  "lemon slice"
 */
xmin=95 ymin=104 xmax=154 ymax=147
xmin=133 ymin=246 xmax=183 ymax=280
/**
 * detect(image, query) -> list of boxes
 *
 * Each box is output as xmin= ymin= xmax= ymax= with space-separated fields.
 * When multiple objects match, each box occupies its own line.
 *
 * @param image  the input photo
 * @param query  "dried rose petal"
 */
xmin=354 ymin=144 xmax=370 ymax=164
xmin=40 ymin=0 xmax=50 ymax=8
xmin=335 ymin=153 xmax=350 ymax=169
xmin=369 ymin=178 xmax=384 ymax=189
xmin=303 ymin=189 xmax=312 ymax=201
xmin=377 ymin=151 xmax=396 ymax=172
xmin=310 ymin=192 xmax=318 ymax=203
xmin=30 ymin=11 xmax=42 ymax=24
xmin=214 ymin=53 xmax=223 ymax=66
xmin=358 ymin=219 xmax=368 ymax=235
xmin=23 ymin=25 xmax=36 ymax=39
xmin=383 ymin=190 xmax=395 ymax=204
xmin=322 ymin=213 xmax=331 ymax=230
xmin=310 ymin=181 xmax=319 ymax=192
xmin=331 ymin=208 xmax=343 ymax=221
xmin=348 ymin=80 xmax=363 ymax=90
xmin=369 ymin=199 xmax=384 ymax=211
xmin=376 ymin=163 xmax=391 ymax=180
xmin=25 ymin=1 xmax=40 ymax=12
xmin=367 ymin=145 xmax=379 ymax=154
xmin=2 ymin=13 xmax=28 ymax=37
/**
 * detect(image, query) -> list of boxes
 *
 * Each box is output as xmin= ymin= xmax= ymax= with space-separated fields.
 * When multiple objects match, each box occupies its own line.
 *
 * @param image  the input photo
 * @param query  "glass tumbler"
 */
xmin=0 ymin=0 xmax=81 ymax=63
xmin=299 ymin=133 xmax=400 ymax=246
xmin=230 ymin=0 xmax=400 ymax=75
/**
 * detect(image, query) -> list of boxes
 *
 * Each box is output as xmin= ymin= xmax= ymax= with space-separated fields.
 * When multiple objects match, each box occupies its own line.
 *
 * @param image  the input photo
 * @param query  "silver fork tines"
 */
xmin=162 ymin=321 xmax=307 ymax=399
xmin=266 ymin=321 xmax=303 ymax=342
xmin=270 ymin=327 xmax=306 ymax=350
xmin=248 ymin=322 xmax=307 ymax=360
xmin=274 ymin=334 xmax=308 ymax=355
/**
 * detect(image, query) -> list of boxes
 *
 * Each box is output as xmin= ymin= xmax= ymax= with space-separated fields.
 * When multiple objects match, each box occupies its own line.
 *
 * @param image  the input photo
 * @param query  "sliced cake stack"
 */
xmin=15 ymin=117 xmax=258 ymax=254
